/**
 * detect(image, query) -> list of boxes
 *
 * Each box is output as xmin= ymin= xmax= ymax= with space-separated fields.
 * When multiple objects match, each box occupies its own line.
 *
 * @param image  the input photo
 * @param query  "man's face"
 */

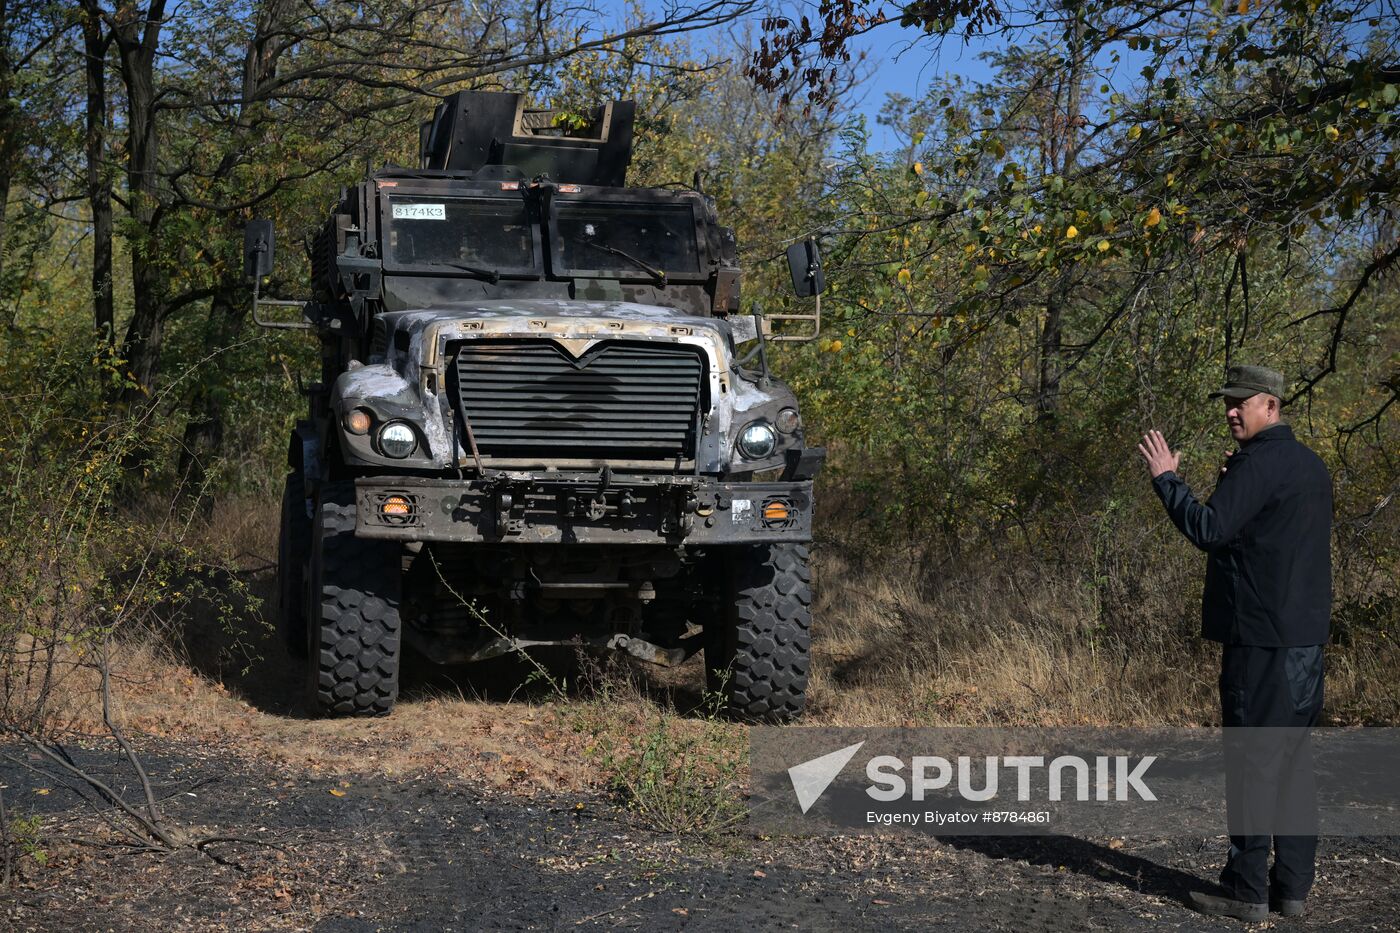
xmin=1224 ymin=393 xmax=1274 ymax=442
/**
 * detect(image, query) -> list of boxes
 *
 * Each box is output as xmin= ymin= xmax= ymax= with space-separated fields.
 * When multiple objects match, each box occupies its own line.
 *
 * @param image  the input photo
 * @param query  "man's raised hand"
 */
xmin=1138 ymin=429 xmax=1180 ymax=479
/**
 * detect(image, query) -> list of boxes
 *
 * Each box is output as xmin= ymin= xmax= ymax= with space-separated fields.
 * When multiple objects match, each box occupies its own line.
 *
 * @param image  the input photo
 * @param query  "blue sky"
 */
xmin=625 ymin=1 xmax=1006 ymax=152
xmin=622 ymin=2 xmax=1163 ymax=153
xmin=845 ymin=22 xmax=1001 ymax=150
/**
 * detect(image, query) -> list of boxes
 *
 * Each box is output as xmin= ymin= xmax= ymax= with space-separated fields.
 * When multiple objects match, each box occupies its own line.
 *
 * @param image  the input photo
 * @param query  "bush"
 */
xmin=595 ymin=709 xmax=747 ymax=837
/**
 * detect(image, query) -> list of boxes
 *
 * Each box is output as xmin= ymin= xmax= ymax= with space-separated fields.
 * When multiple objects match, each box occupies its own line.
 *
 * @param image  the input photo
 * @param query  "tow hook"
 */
xmin=495 ymin=490 xmax=520 ymax=536
xmin=678 ymin=490 xmax=698 ymax=533
xmin=608 ymin=633 xmax=686 ymax=666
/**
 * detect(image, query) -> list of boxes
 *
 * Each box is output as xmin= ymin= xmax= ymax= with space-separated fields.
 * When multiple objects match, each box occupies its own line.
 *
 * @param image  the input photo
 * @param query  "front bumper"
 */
xmin=354 ymin=473 xmax=814 ymax=545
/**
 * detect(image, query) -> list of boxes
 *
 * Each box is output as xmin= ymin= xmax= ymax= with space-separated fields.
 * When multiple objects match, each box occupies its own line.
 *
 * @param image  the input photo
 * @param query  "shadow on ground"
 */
xmin=154 ymin=564 xmax=710 ymax=720
xmin=939 ymin=833 xmax=1213 ymax=906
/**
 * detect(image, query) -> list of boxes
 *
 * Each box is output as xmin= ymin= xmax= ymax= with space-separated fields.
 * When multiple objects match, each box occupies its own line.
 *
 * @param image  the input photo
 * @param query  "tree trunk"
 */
xmin=0 ymin=166 xmax=9 ymax=298
xmin=83 ymin=2 xmax=114 ymax=344
xmin=1034 ymin=9 xmax=1084 ymax=424
xmin=111 ymin=0 xmax=168 ymax=403
xmin=177 ymin=284 xmax=246 ymax=514
xmin=0 ymin=1 xmax=14 ymax=295
xmin=1036 ymin=289 xmax=1064 ymax=422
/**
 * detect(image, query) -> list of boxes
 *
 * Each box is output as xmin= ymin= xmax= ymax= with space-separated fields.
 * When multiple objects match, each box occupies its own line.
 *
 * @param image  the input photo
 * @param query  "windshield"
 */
xmin=386 ymin=196 xmax=535 ymax=270
xmin=554 ymin=201 xmax=700 ymax=276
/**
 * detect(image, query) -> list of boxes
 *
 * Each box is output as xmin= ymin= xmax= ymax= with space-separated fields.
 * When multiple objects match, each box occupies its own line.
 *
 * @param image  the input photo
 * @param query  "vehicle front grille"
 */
xmin=451 ymin=339 xmax=705 ymax=461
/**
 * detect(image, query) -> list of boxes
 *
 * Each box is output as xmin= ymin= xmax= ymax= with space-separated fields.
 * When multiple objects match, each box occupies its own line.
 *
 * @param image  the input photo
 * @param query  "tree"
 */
xmin=759 ymin=1 xmax=1397 ymax=566
xmin=759 ymin=0 xmax=1399 ymax=408
xmin=0 ymin=1 xmax=76 ymax=313
xmin=80 ymin=0 xmax=113 ymax=343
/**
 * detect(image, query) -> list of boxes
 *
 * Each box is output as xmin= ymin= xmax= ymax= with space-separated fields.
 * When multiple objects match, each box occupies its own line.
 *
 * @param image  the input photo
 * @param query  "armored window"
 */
xmin=385 ymin=196 xmax=537 ymax=274
xmin=551 ymin=200 xmax=704 ymax=280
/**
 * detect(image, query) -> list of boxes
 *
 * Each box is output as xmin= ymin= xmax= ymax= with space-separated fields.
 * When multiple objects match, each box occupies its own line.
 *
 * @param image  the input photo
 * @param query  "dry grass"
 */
xmin=804 ymin=547 xmax=1400 ymax=727
xmin=805 ymin=545 xmax=1223 ymax=727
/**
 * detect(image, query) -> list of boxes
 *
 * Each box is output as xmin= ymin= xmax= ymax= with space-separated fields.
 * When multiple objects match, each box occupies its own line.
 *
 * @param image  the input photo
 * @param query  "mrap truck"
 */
xmin=245 ymin=91 xmax=825 ymax=722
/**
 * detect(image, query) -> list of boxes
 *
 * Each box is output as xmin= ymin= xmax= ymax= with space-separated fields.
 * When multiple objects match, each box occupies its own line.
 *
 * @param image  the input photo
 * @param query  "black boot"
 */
xmin=1269 ymin=889 xmax=1306 ymax=917
xmin=1188 ymin=890 xmax=1268 ymax=922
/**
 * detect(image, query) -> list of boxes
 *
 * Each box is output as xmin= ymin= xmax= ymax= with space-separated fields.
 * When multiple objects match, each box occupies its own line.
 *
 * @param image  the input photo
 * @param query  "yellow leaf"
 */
xmin=1145 ymin=207 xmax=1162 ymax=227
xmin=828 ymin=339 xmax=844 ymax=352
xmin=911 ymin=161 xmax=924 ymax=176
xmin=897 ymin=268 xmax=912 ymax=286
xmin=1166 ymin=172 xmax=1175 ymax=187
xmin=1032 ymin=224 xmax=1043 ymax=234
xmin=1097 ymin=239 xmax=1111 ymax=252
xmin=36 ymin=788 xmax=50 ymax=795
xmin=1128 ymin=125 xmax=1143 ymax=141
xmin=1064 ymin=225 xmax=1079 ymax=239
xmin=1325 ymin=125 xmax=1339 ymax=141
xmin=329 ymin=788 xmax=346 ymax=797
xmin=1237 ymin=0 xmax=1248 ymax=12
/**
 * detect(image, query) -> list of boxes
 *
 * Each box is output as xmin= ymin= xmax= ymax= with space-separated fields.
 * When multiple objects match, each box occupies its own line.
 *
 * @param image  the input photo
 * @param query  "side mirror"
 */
xmin=244 ymin=219 xmax=275 ymax=284
xmin=771 ymin=238 xmax=824 ymax=343
xmin=786 ymin=238 xmax=825 ymax=298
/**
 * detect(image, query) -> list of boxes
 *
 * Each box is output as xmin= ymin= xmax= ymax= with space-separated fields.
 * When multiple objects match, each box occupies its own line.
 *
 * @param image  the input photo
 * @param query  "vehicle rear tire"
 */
xmin=305 ymin=482 xmax=402 ymax=716
xmin=705 ymin=543 xmax=812 ymax=722
xmin=277 ymin=473 xmax=311 ymax=659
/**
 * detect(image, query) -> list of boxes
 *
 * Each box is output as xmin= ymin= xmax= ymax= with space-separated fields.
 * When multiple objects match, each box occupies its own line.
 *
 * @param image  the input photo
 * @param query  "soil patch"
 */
xmin=2 ymin=742 xmax=1396 ymax=931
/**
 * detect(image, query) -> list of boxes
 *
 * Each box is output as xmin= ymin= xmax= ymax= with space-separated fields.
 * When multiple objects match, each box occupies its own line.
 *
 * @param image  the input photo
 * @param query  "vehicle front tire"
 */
xmin=305 ymin=482 xmax=402 ymax=716
xmin=277 ymin=473 xmax=311 ymax=659
xmin=705 ymin=543 xmax=812 ymax=722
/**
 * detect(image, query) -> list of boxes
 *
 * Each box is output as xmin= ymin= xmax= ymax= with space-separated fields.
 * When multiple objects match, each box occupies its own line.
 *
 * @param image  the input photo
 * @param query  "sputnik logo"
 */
xmin=788 ymin=741 xmax=865 ymax=814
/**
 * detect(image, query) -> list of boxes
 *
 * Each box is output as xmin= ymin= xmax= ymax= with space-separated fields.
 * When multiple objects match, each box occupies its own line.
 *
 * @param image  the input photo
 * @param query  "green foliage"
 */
xmin=2 ymin=811 xmax=47 ymax=873
xmin=590 ymin=709 xmax=746 ymax=838
xmin=0 ymin=321 xmax=262 ymax=733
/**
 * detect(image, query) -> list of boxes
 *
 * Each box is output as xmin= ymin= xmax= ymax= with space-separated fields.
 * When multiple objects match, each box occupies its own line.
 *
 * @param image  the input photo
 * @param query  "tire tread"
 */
xmin=714 ymin=543 xmax=812 ymax=722
xmin=307 ymin=483 xmax=401 ymax=716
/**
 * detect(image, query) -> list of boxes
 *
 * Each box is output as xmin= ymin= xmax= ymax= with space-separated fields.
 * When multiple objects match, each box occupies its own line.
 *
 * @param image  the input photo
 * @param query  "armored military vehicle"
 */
xmin=246 ymin=91 xmax=825 ymax=721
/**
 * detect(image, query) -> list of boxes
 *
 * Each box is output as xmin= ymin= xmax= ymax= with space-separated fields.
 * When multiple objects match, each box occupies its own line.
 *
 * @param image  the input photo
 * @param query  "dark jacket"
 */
xmin=1152 ymin=423 xmax=1332 ymax=646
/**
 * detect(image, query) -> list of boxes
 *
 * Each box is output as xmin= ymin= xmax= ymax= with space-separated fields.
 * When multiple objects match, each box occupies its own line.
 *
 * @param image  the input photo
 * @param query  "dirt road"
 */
xmin=2 ymin=742 xmax=1397 ymax=931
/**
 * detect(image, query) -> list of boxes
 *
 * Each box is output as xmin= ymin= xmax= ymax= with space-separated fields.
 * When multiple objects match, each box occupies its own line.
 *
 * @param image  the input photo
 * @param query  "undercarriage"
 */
xmin=398 ymin=541 xmax=709 ymax=666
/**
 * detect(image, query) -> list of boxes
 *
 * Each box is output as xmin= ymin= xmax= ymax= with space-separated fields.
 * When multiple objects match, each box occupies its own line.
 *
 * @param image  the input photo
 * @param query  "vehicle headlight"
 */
xmin=737 ymin=421 xmax=777 ymax=460
xmin=377 ymin=421 xmax=417 ymax=459
xmin=775 ymin=407 xmax=800 ymax=434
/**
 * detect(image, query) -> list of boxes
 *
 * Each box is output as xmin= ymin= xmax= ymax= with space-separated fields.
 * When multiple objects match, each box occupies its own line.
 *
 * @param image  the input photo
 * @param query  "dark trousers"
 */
xmin=1218 ymin=644 xmax=1325 ymax=904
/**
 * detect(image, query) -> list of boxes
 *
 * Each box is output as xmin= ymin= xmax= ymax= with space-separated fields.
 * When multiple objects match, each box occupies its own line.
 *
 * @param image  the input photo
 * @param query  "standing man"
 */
xmin=1138 ymin=365 xmax=1332 ymax=922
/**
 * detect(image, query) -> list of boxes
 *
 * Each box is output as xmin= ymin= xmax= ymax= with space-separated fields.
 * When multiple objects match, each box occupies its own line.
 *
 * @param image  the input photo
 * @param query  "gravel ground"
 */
xmin=1 ymin=742 xmax=1397 ymax=931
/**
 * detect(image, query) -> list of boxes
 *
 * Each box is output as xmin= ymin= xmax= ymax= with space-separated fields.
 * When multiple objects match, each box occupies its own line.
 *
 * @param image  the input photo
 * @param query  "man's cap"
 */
xmin=1209 ymin=364 xmax=1287 ymax=401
